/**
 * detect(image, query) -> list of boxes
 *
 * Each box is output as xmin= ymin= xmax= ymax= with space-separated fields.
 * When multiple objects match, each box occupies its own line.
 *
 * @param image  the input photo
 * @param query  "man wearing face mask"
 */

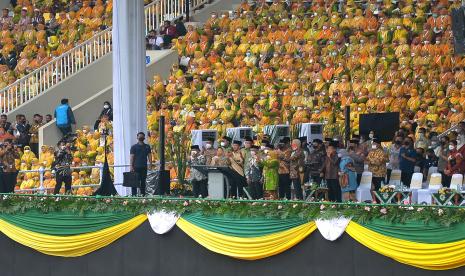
xmin=130 ymin=132 xmax=152 ymax=196
xmin=220 ymin=136 xmax=232 ymax=153
xmin=436 ymin=136 xmax=450 ymax=186
xmin=277 ymin=138 xmax=292 ymax=199
xmin=387 ymin=135 xmax=403 ymax=184
xmin=188 ymin=145 xmax=208 ymax=198
xmin=12 ymin=114 xmax=31 ymax=149
xmin=290 ymin=139 xmax=305 ymax=200
xmin=0 ymin=140 xmax=19 ymax=193
xmin=366 ymin=138 xmax=388 ymax=203
xmin=242 ymin=137 xmax=253 ymax=177
xmin=424 ymin=149 xmax=438 ymax=177
xmin=202 ymin=138 xmax=216 ymax=165
xmin=52 ymin=141 xmax=73 ymax=195
xmin=229 ymin=140 xmax=245 ymax=198
xmin=245 ymin=145 xmax=262 ymax=199
xmin=322 ymin=142 xmax=341 ymax=202
xmin=399 ymin=137 xmax=417 ymax=187
xmin=306 ymin=139 xmax=325 ymax=185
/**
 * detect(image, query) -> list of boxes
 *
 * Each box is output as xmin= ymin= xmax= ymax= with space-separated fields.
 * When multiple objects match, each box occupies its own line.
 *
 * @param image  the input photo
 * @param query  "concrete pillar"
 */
xmin=112 ymin=0 xmax=147 ymax=195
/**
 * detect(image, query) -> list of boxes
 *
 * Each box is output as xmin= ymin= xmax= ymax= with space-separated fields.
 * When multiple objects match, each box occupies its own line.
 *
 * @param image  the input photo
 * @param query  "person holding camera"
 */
xmin=0 ymin=140 xmax=19 ymax=193
xmin=52 ymin=141 xmax=73 ymax=194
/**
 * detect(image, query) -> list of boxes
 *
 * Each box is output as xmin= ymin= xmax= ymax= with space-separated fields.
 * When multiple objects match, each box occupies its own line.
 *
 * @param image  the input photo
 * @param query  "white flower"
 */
xmin=438 ymin=209 xmax=444 ymax=216
xmin=277 ymin=205 xmax=283 ymax=210
xmin=292 ymin=204 xmax=298 ymax=208
xmin=183 ymin=201 xmax=189 ymax=206
xmin=407 ymin=206 xmax=414 ymax=210
xmin=364 ymin=206 xmax=371 ymax=211
xmin=320 ymin=205 xmax=325 ymax=210
xmin=380 ymin=208 xmax=387 ymax=214
xmin=417 ymin=207 xmax=424 ymax=212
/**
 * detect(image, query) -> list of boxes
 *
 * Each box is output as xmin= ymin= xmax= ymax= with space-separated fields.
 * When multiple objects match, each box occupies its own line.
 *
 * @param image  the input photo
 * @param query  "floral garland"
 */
xmin=0 ymin=195 xmax=464 ymax=226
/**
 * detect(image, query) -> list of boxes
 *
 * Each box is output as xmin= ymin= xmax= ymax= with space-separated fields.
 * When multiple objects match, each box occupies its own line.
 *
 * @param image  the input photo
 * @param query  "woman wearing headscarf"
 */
xmin=94 ymin=101 xmax=113 ymax=130
xmin=339 ymin=149 xmax=358 ymax=202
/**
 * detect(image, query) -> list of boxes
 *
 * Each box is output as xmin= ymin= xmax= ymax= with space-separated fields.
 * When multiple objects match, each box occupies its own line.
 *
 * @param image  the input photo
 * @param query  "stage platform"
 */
xmin=0 ymin=195 xmax=463 ymax=276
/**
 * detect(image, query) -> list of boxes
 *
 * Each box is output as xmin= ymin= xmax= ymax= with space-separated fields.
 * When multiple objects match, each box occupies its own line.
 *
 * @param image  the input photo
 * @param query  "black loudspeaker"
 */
xmin=155 ymin=170 xmax=170 ymax=195
xmin=359 ymin=112 xmax=400 ymax=142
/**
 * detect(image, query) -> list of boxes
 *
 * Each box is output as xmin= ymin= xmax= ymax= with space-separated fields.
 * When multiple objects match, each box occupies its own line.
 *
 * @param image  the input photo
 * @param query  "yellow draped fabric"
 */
xmin=0 ymin=214 xmax=147 ymax=257
xmin=346 ymin=221 xmax=465 ymax=270
xmin=176 ymin=218 xmax=316 ymax=260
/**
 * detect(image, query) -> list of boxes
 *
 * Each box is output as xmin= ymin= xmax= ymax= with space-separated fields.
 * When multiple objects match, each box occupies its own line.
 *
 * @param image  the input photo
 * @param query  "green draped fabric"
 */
xmin=0 ymin=210 xmax=135 ymax=236
xmin=181 ymin=213 xmax=308 ymax=237
xmin=361 ymin=219 xmax=465 ymax=244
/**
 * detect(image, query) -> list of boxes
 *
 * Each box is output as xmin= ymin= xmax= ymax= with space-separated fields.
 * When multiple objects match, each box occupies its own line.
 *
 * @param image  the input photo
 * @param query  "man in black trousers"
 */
xmin=130 ymin=132 xmax=152 ymax=196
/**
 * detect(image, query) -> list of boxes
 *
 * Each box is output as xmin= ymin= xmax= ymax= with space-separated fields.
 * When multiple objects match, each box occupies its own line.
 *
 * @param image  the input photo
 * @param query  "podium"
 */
xmin=191 ymin=166 xmax=245 ymax=199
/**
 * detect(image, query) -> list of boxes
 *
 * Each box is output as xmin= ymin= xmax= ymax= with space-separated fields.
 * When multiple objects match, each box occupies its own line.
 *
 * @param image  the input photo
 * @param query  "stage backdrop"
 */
xmin=359 ymin=112 xmax=400 ymax=142
xmin=0 ymin=221 xmax=464 ymax=276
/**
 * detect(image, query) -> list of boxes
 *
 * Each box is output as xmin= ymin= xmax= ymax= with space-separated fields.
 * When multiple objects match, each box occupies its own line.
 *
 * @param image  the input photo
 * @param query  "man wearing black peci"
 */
xmin=130 ymin=132 xmax=152 ymax=196
xmin=52 ymin=141 xmax=73 ymax=194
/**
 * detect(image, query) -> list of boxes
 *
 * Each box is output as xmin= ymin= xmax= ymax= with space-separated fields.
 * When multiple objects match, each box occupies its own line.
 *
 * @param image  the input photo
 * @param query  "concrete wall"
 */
xmin=145 ymin=50 xmax=179 ymax=82
xmin=0 ymin=0 xmax=10 ymax=10
xmin=39 ymin=50 xmax=178 ymax=147
xmin=191 ymin=0 xmax=242 ymax=23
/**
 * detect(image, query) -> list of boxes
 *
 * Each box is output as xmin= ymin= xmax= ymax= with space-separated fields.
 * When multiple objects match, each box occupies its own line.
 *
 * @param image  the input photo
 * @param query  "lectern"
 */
xmin=191 ymin=165 xmax=245 ymax=199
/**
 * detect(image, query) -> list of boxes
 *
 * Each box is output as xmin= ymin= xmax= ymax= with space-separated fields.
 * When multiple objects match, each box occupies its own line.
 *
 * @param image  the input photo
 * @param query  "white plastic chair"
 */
xmin=389 ymin=169 xmax=401 ymax=186
xmin=416 ymin=173 xmax=442 ymax=205
xmin=410 ymin=173 xmax=426 ymax=204
xmin=356 ymin=171 xmax=373 ymax=202
xmin=429 ymin=173 xmax=442 ymax=188
xmin=410 ymin=173 xmax=423 ymax=189
xmin=427 ymin=167 xmax=438 ymax=184
xmin=450 ymin=174 xmax=463 ymax=191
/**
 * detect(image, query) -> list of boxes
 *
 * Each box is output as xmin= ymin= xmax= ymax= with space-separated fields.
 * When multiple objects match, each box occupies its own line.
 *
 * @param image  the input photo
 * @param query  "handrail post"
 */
xmin=99 ymin=163 xmax=104 ymax=185
xmin=39 ymin=167 xmax=45 ymax=194
xmin=186 ymin=0 xmax=190 ymax=21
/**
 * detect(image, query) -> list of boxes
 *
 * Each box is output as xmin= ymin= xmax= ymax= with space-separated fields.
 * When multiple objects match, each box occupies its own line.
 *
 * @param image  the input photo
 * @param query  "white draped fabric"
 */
xmin=147 ymin=211 xmax=180 ymax=234
xmin=315 ymin=217 xmax=351 ymax=241
xmin=112 ymin=0 xmax=147 ymax=195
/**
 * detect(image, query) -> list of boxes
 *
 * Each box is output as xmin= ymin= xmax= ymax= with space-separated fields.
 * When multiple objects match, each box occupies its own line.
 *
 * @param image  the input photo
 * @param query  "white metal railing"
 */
xmin=0 ymin=29 xmax=113 ymax=113
xmin=1 ymin=0 xmax=208 ymax=114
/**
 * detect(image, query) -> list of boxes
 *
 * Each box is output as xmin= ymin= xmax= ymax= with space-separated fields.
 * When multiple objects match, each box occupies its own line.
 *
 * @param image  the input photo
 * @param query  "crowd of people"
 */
xmin=0 ymin=97 xmax=113 ymax=194
xmin=146 ymin=18 xmax=187 ymax=50
xmin=0 ymin=0 xmax=114 ymax=87
xmin=145 ymin=0 xmax=463 ymax=145
xmin=187 ymin=122 xmax=465 ymax=202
